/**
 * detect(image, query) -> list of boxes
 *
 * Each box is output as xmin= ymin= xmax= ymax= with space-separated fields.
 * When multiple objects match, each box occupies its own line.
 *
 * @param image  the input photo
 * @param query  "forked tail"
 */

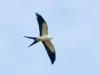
xmin=24 ymin=36 xmax=39 ymax=47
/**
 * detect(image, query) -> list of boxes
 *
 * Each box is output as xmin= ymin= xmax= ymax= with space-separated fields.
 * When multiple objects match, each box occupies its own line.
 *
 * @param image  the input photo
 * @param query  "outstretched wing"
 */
xmin=35 ymin=13 xmax=48 ymax=36
xmin=42 ymin=40 xmax=56 ymax=64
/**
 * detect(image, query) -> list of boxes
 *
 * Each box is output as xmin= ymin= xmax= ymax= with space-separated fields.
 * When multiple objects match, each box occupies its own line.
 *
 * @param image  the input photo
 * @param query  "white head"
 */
xmin=49 ymin=35 xmax=53 ymax=39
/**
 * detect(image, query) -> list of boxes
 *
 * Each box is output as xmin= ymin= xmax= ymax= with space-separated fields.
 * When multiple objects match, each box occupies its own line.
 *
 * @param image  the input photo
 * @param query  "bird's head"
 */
xmin=49 ymin=36 xmax=53 ymax=39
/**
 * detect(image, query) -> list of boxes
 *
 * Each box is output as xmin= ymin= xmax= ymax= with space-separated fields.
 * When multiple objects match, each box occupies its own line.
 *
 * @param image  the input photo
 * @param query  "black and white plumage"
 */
xmin=24 ymin=13 xmax=56 ymax=64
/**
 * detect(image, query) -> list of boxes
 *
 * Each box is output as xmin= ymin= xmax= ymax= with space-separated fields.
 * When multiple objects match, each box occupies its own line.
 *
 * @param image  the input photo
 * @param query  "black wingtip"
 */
xmin=51 ymin=58 xmax=55 ymax=65
xmin=35 ymin=12 xmax=38 ymax=14
xmin=35 ymin=12 xmax=42 ymax=17
xmin=51 ymin=61 xmax=55 ymax=65
xmin=35 ymin=12 xmax=39 ymax=15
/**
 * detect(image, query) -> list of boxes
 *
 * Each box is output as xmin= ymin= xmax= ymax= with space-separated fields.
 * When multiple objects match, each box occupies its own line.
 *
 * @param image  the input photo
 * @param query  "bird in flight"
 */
xmin=24 ymin=13 xmax=56 ymax=64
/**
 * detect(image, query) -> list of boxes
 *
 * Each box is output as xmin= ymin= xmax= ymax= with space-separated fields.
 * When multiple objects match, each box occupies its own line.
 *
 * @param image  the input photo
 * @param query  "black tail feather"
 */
xmin=24 ymin=36 xmax=37 ymax=40
xmin=24 ymin=36 xmax=39 ymax=47
xmin=28 ymin=40 xmax=39 ymax=47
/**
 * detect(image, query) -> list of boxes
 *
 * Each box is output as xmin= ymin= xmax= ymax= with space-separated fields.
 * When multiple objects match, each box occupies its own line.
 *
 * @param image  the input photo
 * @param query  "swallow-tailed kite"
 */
xmin=24 ymin=13 xmax=56 ymax=64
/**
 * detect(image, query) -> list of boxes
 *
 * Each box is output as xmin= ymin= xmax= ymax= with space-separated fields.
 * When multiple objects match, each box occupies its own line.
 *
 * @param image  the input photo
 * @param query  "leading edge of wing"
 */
xmin=35 ymin=12 xmax=46 ymax=36
xmin=35 ymin=12 xmax=46 ymax=22
xmin=42 ymin=41 xmax=56 ymax=64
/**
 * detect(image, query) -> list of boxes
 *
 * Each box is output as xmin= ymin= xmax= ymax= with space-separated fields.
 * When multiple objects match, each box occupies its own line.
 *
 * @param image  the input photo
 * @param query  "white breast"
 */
xmin=39 ymin=35 xmax=51 ymax=41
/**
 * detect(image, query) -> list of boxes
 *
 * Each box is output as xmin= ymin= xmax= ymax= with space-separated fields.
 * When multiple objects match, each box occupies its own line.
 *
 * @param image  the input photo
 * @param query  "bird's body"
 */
xmin=24 ymin=12 xmax=56 ymax=64
xmin=36 ymin=35 xmax=52 ymax=41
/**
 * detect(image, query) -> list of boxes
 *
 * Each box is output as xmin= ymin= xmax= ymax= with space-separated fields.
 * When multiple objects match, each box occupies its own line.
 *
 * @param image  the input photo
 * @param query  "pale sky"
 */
xmin=0 ymin=0 xmax=100 ymax=75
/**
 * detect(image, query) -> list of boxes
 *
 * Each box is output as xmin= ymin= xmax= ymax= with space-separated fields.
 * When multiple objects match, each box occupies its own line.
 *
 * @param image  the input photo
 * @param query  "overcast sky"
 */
xmin=0 ymin=0 xmax=100 ymax=75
